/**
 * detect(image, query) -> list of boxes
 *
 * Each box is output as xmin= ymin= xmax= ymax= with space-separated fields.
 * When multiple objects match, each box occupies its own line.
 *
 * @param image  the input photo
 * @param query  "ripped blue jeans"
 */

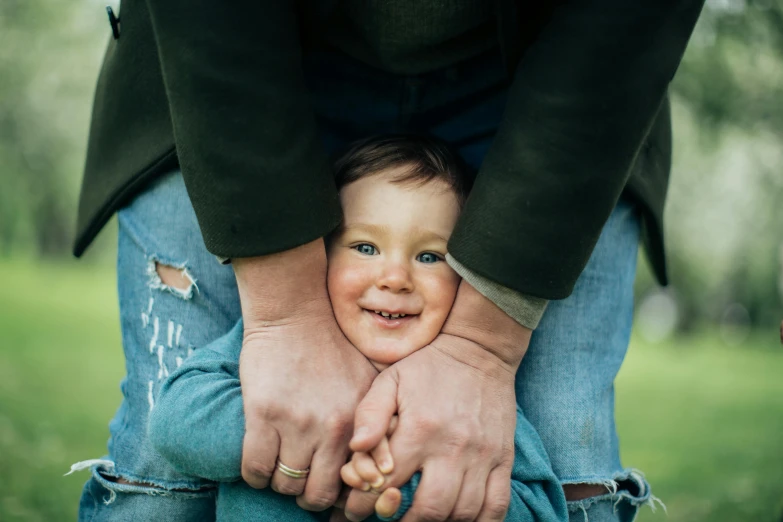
xmin=75 ymin=173 xmax=241 ymax=520
xmin=75 ymin=48 xmax=657 ymax=522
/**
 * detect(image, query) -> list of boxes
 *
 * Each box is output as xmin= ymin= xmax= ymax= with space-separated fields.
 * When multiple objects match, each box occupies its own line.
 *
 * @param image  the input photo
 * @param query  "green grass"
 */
xmin=0 ymin=259 xmax=781 ymax=521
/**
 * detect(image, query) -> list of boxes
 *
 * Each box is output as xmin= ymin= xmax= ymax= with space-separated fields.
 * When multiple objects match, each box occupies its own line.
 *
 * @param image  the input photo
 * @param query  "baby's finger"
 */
xmin=352 ymin=452 xmax=385 ymax=490
xmin=386 ymin=415 xmax=399 ymax=436
xmin=340 ymin=462 xmax=370 ymax=491
xmin=370 ymin=436 xmax=394 ymax=475
xmin=375 ymin=487 xmax=402 ymax=519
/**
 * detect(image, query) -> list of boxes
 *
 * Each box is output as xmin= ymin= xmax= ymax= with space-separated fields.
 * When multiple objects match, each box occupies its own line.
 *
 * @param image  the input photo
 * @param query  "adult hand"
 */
xmin=235 ymin=240 xmax=378 ymax=511
xmin=344 ymin=281 xmax=532 ymax=522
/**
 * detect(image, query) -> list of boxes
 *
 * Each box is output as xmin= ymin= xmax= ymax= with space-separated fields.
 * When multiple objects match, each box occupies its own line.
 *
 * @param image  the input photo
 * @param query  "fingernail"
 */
xmin=378 ymin=459 xmax=393 ymax=474
xmin=345 ymin=511 xmax=361 ymax=522
xmin=361 ymin=481 xmax=371 ymax=492
xmin=371 ymin=476 xmax=385 ymax=489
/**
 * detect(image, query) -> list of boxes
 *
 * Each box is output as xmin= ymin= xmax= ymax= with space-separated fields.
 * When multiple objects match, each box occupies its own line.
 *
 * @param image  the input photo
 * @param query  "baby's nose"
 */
xmin=376 ymin=263 xmax=414 ymax=293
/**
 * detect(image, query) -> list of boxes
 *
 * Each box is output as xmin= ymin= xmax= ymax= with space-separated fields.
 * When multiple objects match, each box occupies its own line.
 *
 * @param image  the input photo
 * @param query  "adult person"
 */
xmin=72 ymin=1 xmax=704 ymax=521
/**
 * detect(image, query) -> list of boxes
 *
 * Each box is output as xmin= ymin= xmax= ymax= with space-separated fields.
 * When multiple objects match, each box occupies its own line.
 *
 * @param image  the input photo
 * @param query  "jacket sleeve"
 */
xmin=148 ymin=322 xmax=245 ymax=482
xmin=447 ymin=0 xmax=704 ymax=299
xmin=143 ymin=0 xmax=342 ymax=258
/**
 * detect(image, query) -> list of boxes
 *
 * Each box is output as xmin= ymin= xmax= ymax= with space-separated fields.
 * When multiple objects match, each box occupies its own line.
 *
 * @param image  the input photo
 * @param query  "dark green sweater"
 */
xmin=75 ymin=0 xmax=704 ymax=299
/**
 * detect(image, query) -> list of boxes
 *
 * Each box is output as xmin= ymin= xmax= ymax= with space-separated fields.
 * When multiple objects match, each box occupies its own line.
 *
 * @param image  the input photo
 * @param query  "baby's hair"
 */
xmin=333 ymin=134 xmax=473 ymax=206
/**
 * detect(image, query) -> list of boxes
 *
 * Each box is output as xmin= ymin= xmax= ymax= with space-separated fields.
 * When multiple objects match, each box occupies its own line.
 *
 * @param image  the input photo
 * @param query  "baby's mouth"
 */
xmin=372 ymin=310 xmax=408 ymax=319
xmin=363 ymin=308 xmax=419 ymax=325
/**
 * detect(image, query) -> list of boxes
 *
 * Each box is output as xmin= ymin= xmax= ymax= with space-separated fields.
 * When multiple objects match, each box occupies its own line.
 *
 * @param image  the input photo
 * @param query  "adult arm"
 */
xmin=144 ymin=2 xmax=378 ymax=510
xmin=143 ymin=0 xmax=339 ymax=256
xmin=349 ymin=4 xmax=705 ymax=520
xmin=447 ymin=0 xmax=705 ymax=300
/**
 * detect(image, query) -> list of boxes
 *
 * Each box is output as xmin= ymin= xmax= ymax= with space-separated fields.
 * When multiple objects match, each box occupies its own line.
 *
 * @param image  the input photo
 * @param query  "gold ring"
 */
xmin=276 ymin=460 xmax=310 ymax=479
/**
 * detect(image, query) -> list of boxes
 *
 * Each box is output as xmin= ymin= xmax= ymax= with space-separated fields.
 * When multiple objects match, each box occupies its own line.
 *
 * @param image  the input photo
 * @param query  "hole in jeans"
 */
xmin=104 ymin=473 xmax=212 ymax=493
xmin=563 ymin=483 xmax=612 ymax=500
xmin=147 ymin=259 xmax=198 ymax=299
xmin=156 ymin=263 xmax=193 ymax=291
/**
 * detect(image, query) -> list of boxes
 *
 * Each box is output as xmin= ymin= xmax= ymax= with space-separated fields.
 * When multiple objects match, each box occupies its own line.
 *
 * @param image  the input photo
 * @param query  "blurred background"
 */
xmin=0 ymin=0 xmax=781 ymax=520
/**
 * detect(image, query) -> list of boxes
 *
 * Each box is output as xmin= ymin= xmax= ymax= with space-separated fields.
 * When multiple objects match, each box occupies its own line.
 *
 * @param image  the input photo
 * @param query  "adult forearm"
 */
xmin=144 ymin=0 xmax=341 ymax=258
xmin=448 ymin=0 xmax=704 ymax=300
xmin=441 ymin=279 xmax=533 ymax=372
xmin=233 ymin=239 xmax=331 ymax=325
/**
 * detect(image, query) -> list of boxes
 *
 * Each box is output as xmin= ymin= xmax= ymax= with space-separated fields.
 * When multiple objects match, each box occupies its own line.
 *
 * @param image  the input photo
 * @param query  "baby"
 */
xmin=149 ymin=135 xmax=567 ymax=521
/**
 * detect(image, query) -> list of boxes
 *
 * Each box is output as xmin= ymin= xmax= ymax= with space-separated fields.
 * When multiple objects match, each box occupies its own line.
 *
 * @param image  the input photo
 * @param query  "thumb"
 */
xmin=351 ymin=370 xmax=399 ymax=452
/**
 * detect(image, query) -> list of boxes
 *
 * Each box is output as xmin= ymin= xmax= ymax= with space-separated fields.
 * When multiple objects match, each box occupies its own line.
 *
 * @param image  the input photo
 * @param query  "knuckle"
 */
xmin=243 ymin=460 xmax=275 ymax=481
xmin=302 ymin=488 xmax=339 ymax=511
xmin=483 ymin=496 xmax=510 ymax=519
xmin=474 ymin=440 xmax=492 ymax=457
xmin=412 ymin=502 xmax=449 ymax=521
xmin=410 ymin=414 xmax=441 ymax=437
xmin=323 ymin=411 xmax=352 ymax=440
xmin=272 ymin=482 xmax=302 ymax=496
xmin=451 ymin=508 xmax=479 ymax=522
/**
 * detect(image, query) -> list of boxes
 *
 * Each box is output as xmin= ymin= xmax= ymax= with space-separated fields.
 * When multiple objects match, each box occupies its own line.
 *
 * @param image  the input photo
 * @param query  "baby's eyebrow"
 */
xmin=344 ymin=223 xmax=448 ymax=243
xmin=344 ymin=223 xmax=391 ymax=237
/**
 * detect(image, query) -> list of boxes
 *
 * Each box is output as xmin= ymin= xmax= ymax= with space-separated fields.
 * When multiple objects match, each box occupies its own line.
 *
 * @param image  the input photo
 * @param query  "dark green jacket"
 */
xmin=74 ymin=0 xmax=704 ymax=299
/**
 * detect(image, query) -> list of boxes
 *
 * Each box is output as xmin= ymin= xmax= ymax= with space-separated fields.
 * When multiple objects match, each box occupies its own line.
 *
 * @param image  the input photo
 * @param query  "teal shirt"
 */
xmin=149 ymin=320 xmax=567 ymax=521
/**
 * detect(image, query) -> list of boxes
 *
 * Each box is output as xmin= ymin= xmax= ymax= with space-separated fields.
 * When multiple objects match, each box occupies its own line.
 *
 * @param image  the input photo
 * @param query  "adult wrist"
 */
xmin=440 ymin=279 xmax=532 ymax=372
xmin=445 ymin=254 xmax=548 ymax=329
xmin=233 ymin=238 xmax=331 ymax=326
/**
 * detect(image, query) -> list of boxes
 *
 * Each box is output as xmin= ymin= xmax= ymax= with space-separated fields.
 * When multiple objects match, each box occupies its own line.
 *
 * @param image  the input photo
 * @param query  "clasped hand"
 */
xmin=236 ymin=247 xmax=529 ymax=521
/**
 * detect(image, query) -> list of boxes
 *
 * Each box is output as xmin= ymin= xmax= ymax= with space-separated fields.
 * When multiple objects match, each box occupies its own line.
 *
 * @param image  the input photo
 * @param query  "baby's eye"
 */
xmin=353 ymin=244 xmax=378 ymax=256
xmin=417 ymin=252 xmax=442 ymax=264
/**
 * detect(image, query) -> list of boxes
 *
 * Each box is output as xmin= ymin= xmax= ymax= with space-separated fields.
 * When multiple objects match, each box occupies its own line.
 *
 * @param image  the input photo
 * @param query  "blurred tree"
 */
xmin=632 ymin=0 xmax=783 ymax=329
xmin=0 ymin=0 xmax=106 ymax=257
xmin=673 ymin=0 xmax=783 ymax=136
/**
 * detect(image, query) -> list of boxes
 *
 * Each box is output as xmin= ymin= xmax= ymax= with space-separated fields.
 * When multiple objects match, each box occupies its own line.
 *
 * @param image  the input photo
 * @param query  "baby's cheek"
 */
xmin=328 ymin=262 xmax=365 ymax=301
xmin=432 ymin=273 xmax=461 ymax=312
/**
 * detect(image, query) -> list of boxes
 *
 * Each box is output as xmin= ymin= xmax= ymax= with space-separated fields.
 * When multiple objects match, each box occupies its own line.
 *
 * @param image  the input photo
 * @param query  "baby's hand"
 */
xmin=340 ymin=446 xmax=402 ymax=519
xmin=340 ymin=437 xmax=392 ymax=490
xmin=338 ymin=417 xmax=400 ymax=519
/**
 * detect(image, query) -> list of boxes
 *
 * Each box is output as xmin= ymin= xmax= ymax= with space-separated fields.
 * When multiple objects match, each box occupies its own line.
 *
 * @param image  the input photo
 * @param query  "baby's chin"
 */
xmin=352 ymin=337 xmax=426 ymax=370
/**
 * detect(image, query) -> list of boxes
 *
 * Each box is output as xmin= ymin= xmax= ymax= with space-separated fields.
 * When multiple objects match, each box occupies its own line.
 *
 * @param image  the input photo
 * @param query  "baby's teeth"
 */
xmin=374 ymin=311 xmax=408 ymax=319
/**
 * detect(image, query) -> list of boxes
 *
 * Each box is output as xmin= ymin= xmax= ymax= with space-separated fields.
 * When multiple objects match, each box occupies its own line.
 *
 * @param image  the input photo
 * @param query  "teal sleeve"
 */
xmin=382 ymin=408 xmax=567 ymax=521
xmin=504 ymin=408 xmax=568 ymax=521
xmin=148 ymin=321 xmax=246 ymax=482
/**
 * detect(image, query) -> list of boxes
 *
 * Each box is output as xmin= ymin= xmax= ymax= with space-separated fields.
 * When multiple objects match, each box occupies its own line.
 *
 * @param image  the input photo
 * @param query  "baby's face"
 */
xmin=327 ymin=170 xmax=462 ymax=370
